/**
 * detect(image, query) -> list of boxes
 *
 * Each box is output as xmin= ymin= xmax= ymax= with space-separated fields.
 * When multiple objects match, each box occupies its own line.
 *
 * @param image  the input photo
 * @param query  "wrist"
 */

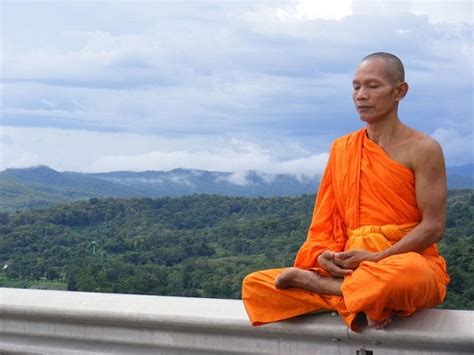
xmin=370 ymin=251 xmax=384 ymax=262
xmin=316 ymin=253 xmax=324 ymax=266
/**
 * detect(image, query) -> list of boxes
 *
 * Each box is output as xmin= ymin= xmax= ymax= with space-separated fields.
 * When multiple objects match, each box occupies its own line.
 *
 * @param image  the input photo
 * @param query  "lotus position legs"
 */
xmin=275 ymin=267 xmax=342 ymax=295
xmin=274 ymin=267 xmax=392 ymax=329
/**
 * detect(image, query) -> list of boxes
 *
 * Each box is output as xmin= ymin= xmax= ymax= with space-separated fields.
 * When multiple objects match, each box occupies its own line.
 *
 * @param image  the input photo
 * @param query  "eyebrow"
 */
xmin=352 ymin=78 xmax=383 ymax=84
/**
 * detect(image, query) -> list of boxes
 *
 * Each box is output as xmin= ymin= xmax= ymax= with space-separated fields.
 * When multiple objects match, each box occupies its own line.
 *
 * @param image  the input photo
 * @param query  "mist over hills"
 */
xmin=1 ymin=164 xmax=472 ymax=212
xmin=0 ymin=166 xmax=318 ymax=211
xmin=446 ymin=165 xmax=474 ymax=188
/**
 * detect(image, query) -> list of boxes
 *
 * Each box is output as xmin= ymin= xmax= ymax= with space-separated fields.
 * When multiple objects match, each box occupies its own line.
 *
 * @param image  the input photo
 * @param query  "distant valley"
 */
xmin=0 ymin=164 xmax=472 ymax=211
xmin=0 ymin=166 xmax=318 ymax=211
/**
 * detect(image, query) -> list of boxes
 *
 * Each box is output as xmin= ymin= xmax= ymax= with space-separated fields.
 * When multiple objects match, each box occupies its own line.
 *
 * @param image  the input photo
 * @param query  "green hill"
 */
xmin=0 ymin=166 xmax=142 ymax=211
xmin=1 ymin=165 xmax=472 ymax=212
xmin=0 ymin=191 xmax=472 ymax=309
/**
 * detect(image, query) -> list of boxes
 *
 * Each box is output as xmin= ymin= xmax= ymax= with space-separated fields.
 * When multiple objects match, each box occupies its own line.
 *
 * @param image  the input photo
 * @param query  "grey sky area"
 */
xmin=1 ymin=0 xmax=472 ymax=174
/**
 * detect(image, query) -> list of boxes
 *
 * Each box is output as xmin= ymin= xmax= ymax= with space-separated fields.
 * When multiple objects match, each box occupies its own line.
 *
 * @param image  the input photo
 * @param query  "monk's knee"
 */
xmin=386 ymin=253 xmax=429 ymax=285
xmin=242 ymin=272 xmax=259 ymax=291
xmin=382 ymin=253 xmax=440 ymax=304
xmin=242 ymin=269 xmax=281 ymax=294
xmin=394 ymin=252 xmax=426 ymax=270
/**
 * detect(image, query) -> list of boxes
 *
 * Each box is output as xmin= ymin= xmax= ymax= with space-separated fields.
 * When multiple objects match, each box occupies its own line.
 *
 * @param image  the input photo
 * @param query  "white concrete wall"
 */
xmin=0 ymin=287 xmax=473 ymax=354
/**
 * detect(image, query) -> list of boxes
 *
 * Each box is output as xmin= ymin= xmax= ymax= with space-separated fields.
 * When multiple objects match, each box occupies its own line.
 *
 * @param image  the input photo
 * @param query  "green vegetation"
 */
xmin=0 ymin=166 xmax=139 ymax=212
xmin=0 ymin=191 xmax=472 ymax=309
xmin=439 ymin=190 xmax=474 ymax=309
xmin=0 ymin=166 xmax=318 ymax=212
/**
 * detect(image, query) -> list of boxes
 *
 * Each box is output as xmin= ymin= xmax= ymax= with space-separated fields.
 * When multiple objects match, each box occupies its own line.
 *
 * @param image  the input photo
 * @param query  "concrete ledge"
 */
xmin=0 ymin=287 xmax=473 ymax=354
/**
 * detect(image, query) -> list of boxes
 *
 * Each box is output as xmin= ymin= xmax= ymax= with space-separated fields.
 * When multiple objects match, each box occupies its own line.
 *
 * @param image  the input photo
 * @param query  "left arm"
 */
xmin=335 ymin=138 xmax=447 ymax=269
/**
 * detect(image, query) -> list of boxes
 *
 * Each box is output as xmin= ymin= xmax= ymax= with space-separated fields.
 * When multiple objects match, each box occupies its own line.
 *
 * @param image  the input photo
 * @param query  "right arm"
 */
xmin=294 ymin=155 xmax=351 ymax=276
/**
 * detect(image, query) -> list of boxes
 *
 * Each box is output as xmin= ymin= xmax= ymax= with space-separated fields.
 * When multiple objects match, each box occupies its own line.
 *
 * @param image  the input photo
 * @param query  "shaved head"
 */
xmin=361 ymin=52 xmax=405 ymax=85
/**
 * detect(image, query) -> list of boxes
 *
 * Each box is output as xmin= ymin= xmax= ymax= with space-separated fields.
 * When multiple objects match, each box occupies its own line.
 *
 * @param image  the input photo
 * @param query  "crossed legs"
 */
xmin=274 ymin=267 xmax=392 ymax=329
xmin=275 ymin=267 xmax=343 ymax=296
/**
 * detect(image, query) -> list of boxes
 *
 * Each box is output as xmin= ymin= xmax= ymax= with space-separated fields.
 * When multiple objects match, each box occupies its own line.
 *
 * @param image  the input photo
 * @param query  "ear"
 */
xmin=394 ymin=82 xmax=409 ymax=101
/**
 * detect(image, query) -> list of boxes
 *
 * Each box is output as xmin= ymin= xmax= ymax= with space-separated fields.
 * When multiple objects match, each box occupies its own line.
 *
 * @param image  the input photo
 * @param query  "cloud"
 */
xmin=275 ymin=0 xmax=352 ymax=22
xmin=3 ymin=152 xmax=41 ymax=169
xmin=168 ymin=174 xmax=195 ymax=187
xmin=221 ymin=171 xmax=252 ymax=186
xmin=352 ymin=0 xmax=472 ymax=25
xmin=408 ymin=1 xmax=473 ymax=25
xmin=87 ymin=139 xmax=329 ymax=176
xmin=0 ymin=127 xmax=329 ymax=176
xmin=0 ymin=132 xmax=14 ymax=146
xmin=1 ymin=0 xmax=472 ymax=171
xmin=432 ymin=128 xmax=474 ymax=167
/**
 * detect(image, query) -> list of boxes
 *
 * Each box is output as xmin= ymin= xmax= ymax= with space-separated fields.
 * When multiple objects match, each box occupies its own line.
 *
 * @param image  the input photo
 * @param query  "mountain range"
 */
xmin=0 ymin=166 xmax=318 ymax=211
xmin=0 ymin=164 xmax=472 ymax=212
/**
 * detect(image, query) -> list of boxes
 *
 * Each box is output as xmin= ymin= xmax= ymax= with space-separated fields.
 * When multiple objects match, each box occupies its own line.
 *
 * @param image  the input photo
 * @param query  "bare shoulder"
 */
xmin=402 ymin=129 xmax=446 ymax=183
xmin=409 ymin=131 xmax=444 ymax=168
xmin=404 ymin=129 xmax=447 ymax=219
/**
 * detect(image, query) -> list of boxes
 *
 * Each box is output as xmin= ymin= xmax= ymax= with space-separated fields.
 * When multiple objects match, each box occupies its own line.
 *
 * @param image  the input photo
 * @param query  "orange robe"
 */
xmin=242 ymin=128 xmax=449 ymax=331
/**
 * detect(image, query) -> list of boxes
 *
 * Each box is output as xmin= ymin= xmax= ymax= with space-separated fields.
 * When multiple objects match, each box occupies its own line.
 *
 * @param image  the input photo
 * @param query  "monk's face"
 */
xmin=352 ymin=58 xmax=403 ymax=123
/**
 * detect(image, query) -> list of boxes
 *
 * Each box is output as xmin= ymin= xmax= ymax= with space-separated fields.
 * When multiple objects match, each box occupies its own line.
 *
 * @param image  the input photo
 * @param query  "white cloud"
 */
xmin=408 ymin=1 xmax=473 ymax=25
xmin=88 ymin=142 xmax=328 ymax=176
xmin=432 ymin=128 xmax=474 ymax=167
xmin=255 ymin=171 xmax=277 ymax=184
xmin=3 ymin=152 xmax=41 ymax=169
xmin=1 ymin=0 xmax=472 ymax=172
xmin=275 ymin=0 xmax=352 ymax=22
xmin=168 ymin=174 xmax=195 ymax=187
xmin=351 ymin=0 xmax=410 ymax=16
xmin=0 ymin=127 xmax=329 ymax=176
xmin=352 ymin=0 xmax=472 ymax=25
xmin=223 ymin=171 xmax=252 ymax=186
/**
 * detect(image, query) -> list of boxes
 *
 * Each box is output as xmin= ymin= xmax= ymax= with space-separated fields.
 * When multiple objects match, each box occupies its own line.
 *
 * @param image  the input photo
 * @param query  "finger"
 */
xmin=332 ymin=258 xmax=343 ymax=267
xmin=326 ymin=262 xmax=353 ymax=277
xmin=333 ymin=257 xmax=353 ymax=269
xmin=323 ymin=250 xmax=334 ymax=259
xmin=319 ymin=258 xmax=341 ymax=275
xmin=320 ymin=256 xmax=353 ymax=276
xmin=335 ymin=251 xmax=355 ymax=260
xmin=333 ymin=259 xmax=347 ymax=268
xmin=331 ymin=269 xmax=353 ymax=277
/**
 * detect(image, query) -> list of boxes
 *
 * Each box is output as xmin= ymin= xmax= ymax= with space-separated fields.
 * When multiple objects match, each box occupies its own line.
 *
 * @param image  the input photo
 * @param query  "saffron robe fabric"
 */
xmin=242 ymin=128 xmax=449 ymax=331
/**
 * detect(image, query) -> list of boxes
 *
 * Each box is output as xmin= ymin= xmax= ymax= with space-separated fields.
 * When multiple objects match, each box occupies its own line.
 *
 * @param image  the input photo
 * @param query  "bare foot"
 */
xmin=274 ymin=267 xmax=342 ymax=295
xmin=367 ymin=314 xmax=392 ymax=330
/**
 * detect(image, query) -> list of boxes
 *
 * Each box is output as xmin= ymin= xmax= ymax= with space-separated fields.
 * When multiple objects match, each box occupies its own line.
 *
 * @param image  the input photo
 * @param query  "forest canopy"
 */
xmin=0 ymin=190 xmax=472 ymax=310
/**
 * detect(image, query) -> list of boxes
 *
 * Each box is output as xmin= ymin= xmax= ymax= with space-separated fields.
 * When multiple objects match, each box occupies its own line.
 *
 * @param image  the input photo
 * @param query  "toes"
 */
xmin=274 ymin=277 xmax=286 ymax=289
xmin=375 ymin=318 xmax=392 ymax=330
xmin=274 ymin=268 xmax=321 ymax=291
xmin=274 ymin=275 xmax=285 ymax=289
xmin=366 ymin=315 xmax=392 ymax=330
xmin=274 ymin=268 xmax=294 ymax=289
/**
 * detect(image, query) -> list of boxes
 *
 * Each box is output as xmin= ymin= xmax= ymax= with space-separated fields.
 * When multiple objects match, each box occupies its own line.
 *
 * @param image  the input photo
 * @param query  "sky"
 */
xmin=1 ymin=0 xmax=472 ymax=177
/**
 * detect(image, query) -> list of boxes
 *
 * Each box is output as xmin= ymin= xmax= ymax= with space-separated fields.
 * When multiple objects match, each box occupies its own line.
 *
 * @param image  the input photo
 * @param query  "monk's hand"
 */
xmin=317 ymin=251 xmax=353 ymax=277
xmin=333 ymin=249 xmax=375 ymax=270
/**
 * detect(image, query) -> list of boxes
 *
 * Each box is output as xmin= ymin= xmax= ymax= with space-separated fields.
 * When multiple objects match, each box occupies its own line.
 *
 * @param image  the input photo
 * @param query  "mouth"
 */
xmin=357 ymin=105 xmax=372 ymax=111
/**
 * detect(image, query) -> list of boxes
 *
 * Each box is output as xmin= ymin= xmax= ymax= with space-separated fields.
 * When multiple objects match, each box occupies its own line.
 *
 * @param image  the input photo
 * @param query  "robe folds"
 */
xmin=242 ymin=128 xmax=449 ymax=331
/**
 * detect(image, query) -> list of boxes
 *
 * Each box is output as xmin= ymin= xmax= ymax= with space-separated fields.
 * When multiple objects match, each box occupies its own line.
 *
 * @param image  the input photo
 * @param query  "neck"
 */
xmin=366 ymin=115 xmax=404 ymax=145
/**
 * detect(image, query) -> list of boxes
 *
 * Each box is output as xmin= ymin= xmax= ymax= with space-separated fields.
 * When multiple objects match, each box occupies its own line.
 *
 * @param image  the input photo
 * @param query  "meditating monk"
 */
xmin=242 ymin=52 xmax=450 ymax=331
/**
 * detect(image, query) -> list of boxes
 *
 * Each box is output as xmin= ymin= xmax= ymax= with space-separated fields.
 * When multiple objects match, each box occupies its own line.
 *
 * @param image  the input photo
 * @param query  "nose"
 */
xmin=355 ymin=87 xmax=368 ymax=101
